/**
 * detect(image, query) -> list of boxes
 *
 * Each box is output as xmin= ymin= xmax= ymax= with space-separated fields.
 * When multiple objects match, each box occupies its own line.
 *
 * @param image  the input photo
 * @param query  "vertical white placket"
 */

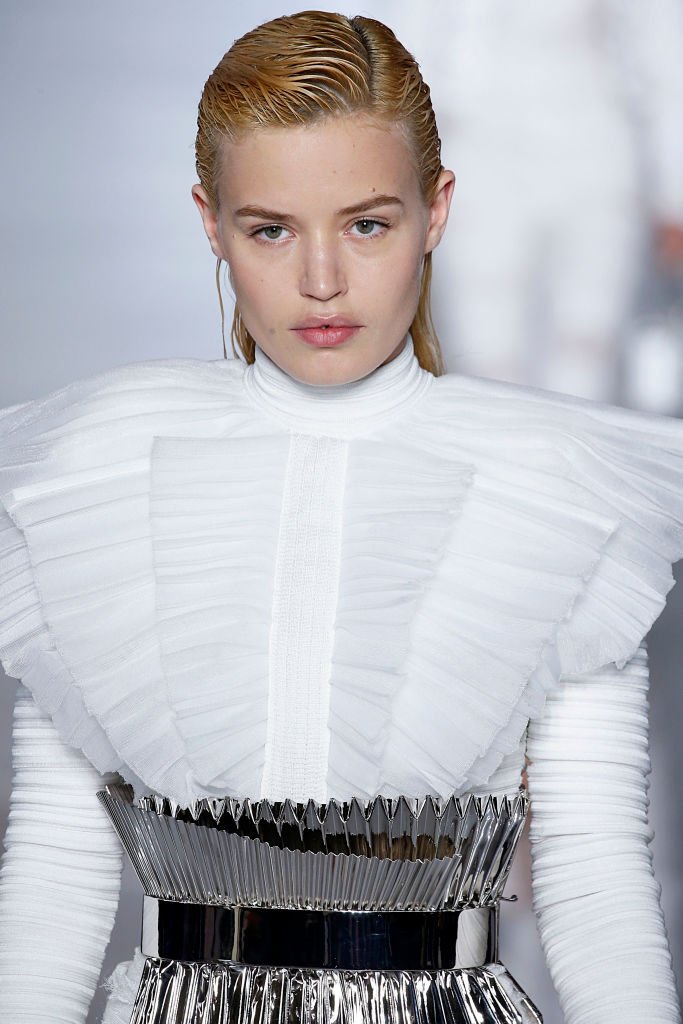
xmin=260 ymin=432 xmax=348 ymax=801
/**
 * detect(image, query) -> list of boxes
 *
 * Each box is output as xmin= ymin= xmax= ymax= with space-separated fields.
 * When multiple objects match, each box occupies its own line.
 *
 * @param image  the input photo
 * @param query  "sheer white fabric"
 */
xmin=3 ymin=347 xmax=683 ymax=803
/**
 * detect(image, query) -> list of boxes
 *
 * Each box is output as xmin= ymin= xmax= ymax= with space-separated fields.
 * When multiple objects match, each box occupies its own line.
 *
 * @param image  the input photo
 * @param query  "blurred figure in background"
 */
xmin=626 ymin=216 xmax=683 ymax=415
xmin=391 ymin=0 xmax=683 ymax=404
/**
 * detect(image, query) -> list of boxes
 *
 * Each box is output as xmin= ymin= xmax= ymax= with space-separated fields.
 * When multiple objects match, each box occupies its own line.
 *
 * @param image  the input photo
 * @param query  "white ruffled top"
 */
xmin=1 ymin=337 xmax=683 ymax=1023
xmin=1 ymin=336 xmax=683 ymax=804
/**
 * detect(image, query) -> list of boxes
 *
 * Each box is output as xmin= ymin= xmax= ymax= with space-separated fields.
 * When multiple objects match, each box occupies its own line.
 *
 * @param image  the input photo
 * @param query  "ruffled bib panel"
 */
xmin=1 ymin=359 xmax=683 ymax=804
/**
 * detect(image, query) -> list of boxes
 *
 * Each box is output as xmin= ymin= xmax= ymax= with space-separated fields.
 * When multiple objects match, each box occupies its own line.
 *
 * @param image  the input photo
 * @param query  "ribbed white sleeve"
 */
xmin=0 ymin=685 xmax=123 ymax=1023
xmin=526 ymin=643 xmax=681 ymax=1023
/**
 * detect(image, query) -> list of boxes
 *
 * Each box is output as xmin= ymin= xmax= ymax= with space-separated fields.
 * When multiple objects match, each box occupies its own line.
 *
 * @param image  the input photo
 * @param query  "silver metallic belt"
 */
xmin=141 ymin=896 xmax=499 ymax=970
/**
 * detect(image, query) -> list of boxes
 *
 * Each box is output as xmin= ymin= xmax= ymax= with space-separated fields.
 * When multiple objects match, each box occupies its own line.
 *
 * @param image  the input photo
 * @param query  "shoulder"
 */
xmin=0 ymin=356 xmax=250 ymax=797
xmin=430 ymin=369 xmax=683 ymax=449
xmin=1 ymin=357 xmax=245 ymax=438
xmin=427 ymin=371 xmax=683 ymax=496
xmin=425 ymin=371 xmax=683 ymax=672
xmin=0 ymin=357 xmax=247 ymax=474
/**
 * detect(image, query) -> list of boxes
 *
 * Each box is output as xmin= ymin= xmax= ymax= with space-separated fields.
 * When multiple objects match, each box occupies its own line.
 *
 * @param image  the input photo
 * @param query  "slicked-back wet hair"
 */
xmin=195 ymin=10 xmax=445 ymax=375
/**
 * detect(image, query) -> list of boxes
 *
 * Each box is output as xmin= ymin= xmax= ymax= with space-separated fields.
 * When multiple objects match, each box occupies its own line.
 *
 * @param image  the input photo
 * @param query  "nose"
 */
xmin=299 ymin=237 xmax=347 ymax=302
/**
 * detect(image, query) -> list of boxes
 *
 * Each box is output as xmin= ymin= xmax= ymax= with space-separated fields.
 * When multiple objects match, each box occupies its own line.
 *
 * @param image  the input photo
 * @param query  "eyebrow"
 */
xmin=339 ymin=194 xmax=404 ymax=217
xmin=234 ymin=194 xmax=404 ymax=221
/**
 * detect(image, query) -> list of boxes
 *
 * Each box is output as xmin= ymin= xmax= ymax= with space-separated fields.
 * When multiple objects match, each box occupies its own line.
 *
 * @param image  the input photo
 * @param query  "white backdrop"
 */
xmin=0 ymin=5 xmax=681 ymax=1023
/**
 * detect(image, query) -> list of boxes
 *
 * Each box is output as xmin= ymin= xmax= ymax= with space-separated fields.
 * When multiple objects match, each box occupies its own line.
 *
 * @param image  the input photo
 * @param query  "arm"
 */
xmin=526 ymin=643 xmax=681 ymax=1023
xmin=0 ymin=685 xmax=123 ymax=1023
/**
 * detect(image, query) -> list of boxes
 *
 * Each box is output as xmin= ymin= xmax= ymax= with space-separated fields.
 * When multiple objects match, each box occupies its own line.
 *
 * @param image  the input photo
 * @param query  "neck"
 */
xmin=242 ymin=336 xmax=433 ymax=437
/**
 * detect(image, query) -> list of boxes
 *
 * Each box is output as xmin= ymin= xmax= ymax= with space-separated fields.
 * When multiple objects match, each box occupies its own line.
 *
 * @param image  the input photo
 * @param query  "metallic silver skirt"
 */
xmin=130 ymin=958 xmax=542 ymax=1024
xmin=98 ymin=786 xmax=543 ymax=1024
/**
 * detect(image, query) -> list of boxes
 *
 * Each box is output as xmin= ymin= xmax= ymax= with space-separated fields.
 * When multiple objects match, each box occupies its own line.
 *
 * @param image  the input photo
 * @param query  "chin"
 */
xmin=291 ymin=350 xmax=370 ymax=388
xmin=299 ymin=367 xmax=359 ymax=387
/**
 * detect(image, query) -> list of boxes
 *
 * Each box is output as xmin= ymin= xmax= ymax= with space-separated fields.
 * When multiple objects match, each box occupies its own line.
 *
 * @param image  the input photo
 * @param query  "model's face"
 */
xmin=192 ymin=114 xmax=454 ymax=385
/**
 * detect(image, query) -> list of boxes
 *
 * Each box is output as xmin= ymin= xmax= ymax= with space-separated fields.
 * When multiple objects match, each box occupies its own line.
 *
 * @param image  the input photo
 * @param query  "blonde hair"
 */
xmin=195 ymin=10 xmax=445 ymax=376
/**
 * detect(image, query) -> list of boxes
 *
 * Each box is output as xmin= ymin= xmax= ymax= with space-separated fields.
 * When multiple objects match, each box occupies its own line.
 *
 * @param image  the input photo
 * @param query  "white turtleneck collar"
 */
xmin=242 ymin=336 xmax=434 ymax=437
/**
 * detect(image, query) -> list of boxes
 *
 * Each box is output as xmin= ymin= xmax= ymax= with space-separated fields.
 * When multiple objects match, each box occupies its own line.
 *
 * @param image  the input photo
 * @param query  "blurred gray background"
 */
xmin=1 ymin=3 xmax=682 ymax=1022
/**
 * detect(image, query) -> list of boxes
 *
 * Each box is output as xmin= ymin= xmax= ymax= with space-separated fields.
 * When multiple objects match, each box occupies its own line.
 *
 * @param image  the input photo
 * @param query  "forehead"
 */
xmin=216 ymin=115 xmax=422 ymax=210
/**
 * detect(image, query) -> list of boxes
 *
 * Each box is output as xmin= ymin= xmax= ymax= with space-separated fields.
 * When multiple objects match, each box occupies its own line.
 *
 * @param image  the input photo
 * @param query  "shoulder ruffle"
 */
xmin=434 ymin=374 xmax=683 ymax=673
xmin=0 ymin=359 xmax=250 ymax=801
xmin=0 ymin=500 xmax=120 ymax=770
xmin=380 ymin=374 xmax=683 ymax=794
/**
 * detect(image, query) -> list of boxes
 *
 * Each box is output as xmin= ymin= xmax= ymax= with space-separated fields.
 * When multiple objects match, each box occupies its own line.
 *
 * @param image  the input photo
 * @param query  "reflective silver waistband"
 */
xmin=141 ymin=896 xmax=499 ymax=971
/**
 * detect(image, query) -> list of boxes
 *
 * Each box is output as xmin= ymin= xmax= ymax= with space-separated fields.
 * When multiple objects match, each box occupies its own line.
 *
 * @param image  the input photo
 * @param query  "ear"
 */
xmin=424 ymin=169 xmax=456 ymax=255
xmin=191 ymin=184 xmax=227 ymax=261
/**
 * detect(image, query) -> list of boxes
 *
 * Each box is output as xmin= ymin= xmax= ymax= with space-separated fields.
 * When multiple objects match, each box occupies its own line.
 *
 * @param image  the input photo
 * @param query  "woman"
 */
xmin=0 ymin=11 xmax=681 ymax=1024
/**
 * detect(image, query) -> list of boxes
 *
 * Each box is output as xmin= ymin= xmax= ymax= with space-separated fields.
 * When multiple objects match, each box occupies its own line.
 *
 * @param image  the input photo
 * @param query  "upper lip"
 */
xmin=292 ymin=315 xmax=360 ymax=330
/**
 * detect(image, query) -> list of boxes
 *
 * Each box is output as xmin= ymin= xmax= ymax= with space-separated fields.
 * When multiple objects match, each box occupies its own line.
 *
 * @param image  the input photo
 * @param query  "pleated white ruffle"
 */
xmin=1 ymin=359 xmax=683 ymax=803
xmin=382 ymin=373 xmax=683 ymax=795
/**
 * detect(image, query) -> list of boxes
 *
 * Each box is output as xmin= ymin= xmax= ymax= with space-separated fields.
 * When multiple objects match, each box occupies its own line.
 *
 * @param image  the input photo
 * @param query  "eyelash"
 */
xmin=251 ymin=225 xmax=291 ymax=243
xmin=348 ymin=218 xmax=389 ymax=238
xmin=250 ymin=218 xmax=390 ymax=243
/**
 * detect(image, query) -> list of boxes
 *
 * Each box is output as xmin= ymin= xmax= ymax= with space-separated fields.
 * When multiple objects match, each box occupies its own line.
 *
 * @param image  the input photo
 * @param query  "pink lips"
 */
xmin=292 ymin=317 xmax=361 ymax=348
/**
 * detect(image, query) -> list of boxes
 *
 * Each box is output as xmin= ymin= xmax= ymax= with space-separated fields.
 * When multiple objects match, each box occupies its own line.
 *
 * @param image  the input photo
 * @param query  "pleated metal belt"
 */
xmin=142 ymin=896 xmax=499 ymax=971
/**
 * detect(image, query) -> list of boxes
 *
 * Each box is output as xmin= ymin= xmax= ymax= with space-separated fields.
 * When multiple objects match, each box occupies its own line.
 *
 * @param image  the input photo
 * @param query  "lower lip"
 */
xmin=294 ymin=326 xmax=359 ymax=347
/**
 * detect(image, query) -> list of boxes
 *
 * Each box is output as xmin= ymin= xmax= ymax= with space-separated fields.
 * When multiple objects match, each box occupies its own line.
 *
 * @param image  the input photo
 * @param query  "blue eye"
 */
xmin=260 ymin=225 xmax=285 ymax=240
xmin=354 ymin=218 xmax=381 ymax=236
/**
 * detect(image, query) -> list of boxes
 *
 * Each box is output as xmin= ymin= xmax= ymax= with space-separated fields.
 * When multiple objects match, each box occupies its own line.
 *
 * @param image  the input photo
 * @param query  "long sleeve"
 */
xmin=0 ymin=685 xmax=123 ymax=1023
xmin=526 ymin=643 xmax=681 ymax=1023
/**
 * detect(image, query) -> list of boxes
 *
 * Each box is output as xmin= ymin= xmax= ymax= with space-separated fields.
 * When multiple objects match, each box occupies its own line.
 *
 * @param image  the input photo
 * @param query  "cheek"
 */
xmin=220 ymin=231 xmax=255 ymax=287
xmin=367 ymin=242 xmax=423 ymax=307
xmin=227 ymin=252 xmax=291 ymax=337
xmin=226 ymin=256 xmax=268 ymax=308
xmin=225 ymin=241 xmax=290 ymax=302
xmin=375 ymin=240 xmax=425 ymax=331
